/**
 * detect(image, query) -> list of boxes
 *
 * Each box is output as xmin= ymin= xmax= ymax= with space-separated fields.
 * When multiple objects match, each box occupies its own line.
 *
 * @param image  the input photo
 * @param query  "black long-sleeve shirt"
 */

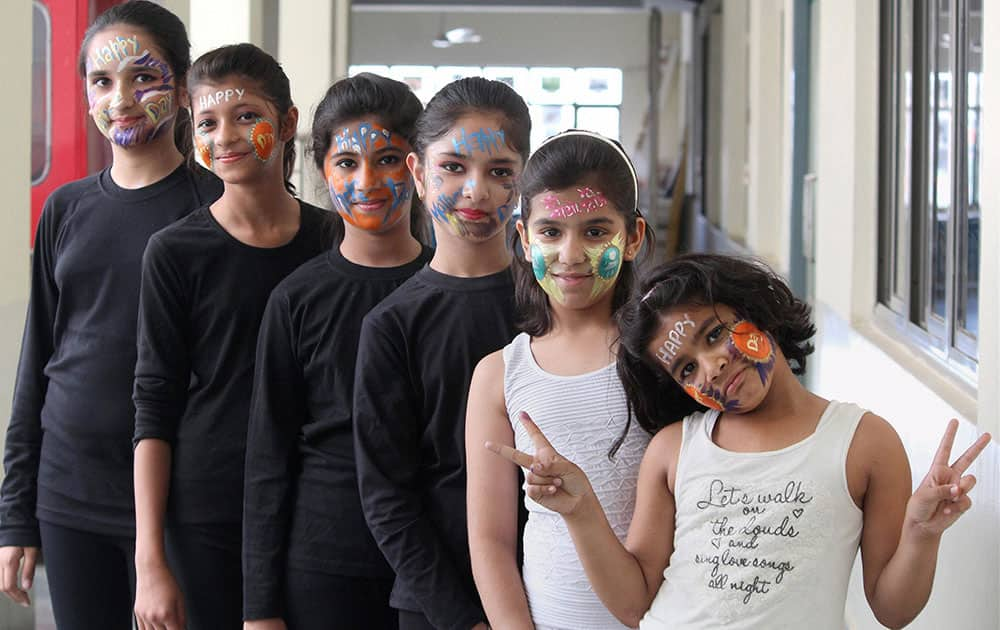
xmin=243 ymin=245 xmax=433 ymax=620
xmin=353 ymin=266 xmax=517 ymax=630
xmin=0 ymin=165 xmax=221 ymax=546
xmin=133 ymin=201 xmax=330 ymax=525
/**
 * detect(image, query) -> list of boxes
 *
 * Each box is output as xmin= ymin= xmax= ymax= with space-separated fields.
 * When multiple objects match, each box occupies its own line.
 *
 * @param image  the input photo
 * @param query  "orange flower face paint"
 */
xmin=250 ymin=118 xmax=276 ymax=162
xmin=684 ymin=384 xmax=725 ymax=411
xmin=729 ymin=320 xmax=773 ymax=363
xmin=324 ymin=121 xmax=413 ymax=232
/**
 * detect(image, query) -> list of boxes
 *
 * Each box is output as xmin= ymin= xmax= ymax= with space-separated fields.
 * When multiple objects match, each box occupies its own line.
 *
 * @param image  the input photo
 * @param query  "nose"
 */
xmin=110 ymin=81 xmax=135 ymax=110
xmin=357 ymin=160 xmax=378 ymax=192
xmin=462 ymin=175 xmax=488 ymax=203
xmin=556 ymin=232 xmax=586 ymax=266
xmin=701 ymin=351 xmax=728 ymax=385
xmin=214 ymin=117 xmax=243 ymax=148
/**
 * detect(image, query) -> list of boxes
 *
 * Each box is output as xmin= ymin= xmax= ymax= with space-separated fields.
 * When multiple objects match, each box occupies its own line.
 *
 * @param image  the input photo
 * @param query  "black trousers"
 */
xmin=38 ymin=520 xmax=135 ymax=630
xmin=165 ymin=521 xmax=242 ymax=630
xmin=283 ymin=568 xmax=396 ymax=630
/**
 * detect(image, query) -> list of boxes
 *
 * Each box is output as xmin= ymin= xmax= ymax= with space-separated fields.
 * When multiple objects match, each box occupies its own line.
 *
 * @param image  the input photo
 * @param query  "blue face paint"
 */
xmin=531 ymin=244 xmax=548 ymax=281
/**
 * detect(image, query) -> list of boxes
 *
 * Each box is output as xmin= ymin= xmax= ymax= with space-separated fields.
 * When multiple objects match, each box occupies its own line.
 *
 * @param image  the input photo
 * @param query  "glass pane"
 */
xmin=573 ymin=68 xmax=623 ymax=105
xmin=31 ymin=3 xmax=50 ymax=184
xmin=526 ymin=67 xmax=576 ymax=104
xmin=529 ymin=104 xmax=575 ymax=151
xmin=893 ymin=0 xmax=914 ymax=301
xmin=929 ymin=3 xmax=952 ymax=321
xmin=575 ymin=107 xmax=620 ymax=140
xmin=387 ymin=65 xmax=438 ymax=104
xmin=959 ymin=0 xmax=982 ymax=337
xmin=482 ymin=66 xmax=530 ymax=94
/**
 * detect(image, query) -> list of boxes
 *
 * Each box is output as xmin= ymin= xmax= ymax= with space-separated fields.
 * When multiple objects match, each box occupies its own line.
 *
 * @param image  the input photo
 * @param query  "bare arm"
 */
xmin=858 ymin=416 xmax=990 ymax=629
xmin=488 ymin=416 xmax=680 ymax=628
xmin=134 ymin=439 xmax=185 ymax=630
xmin=466 ymin=352 xmax=533 ymax=630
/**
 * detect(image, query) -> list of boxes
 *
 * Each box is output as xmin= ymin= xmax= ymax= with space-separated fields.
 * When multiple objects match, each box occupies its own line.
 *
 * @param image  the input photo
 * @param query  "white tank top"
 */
xmin=503 ymin=332 xmax=650 ymax=630
xmin=640 ymin=400 xmax=866 ymax=630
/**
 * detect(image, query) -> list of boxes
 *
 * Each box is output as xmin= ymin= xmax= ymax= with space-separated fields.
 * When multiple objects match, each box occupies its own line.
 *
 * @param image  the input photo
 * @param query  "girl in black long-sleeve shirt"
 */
xmin=243 ymin=73 xmax=432 ymax=630
xmin=131 ymin=44 xmax=331 ymax=630
xmin=0 ymin=4 xmax=220 ymax=628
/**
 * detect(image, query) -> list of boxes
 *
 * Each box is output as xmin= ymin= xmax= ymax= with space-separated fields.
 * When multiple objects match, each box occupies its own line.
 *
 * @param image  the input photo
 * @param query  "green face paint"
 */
xmin=584 ymin=232 xmax=625 ymax=299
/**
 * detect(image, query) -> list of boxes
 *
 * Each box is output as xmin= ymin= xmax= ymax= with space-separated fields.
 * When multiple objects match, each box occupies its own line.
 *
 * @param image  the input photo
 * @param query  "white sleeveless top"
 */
xmin=503 ymin=332 xmax=650 ymax=630
xmin=640 ymin=400 xmax=866 ymax=630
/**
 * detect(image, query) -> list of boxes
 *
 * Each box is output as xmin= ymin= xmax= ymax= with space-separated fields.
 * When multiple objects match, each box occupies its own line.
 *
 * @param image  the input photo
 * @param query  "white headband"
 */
xmin=532 ymin=129 xmax=641 ymax=214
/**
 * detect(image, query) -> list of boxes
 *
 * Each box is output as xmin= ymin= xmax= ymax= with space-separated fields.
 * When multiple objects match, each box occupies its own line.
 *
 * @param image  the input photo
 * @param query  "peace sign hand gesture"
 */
xmin=485 ymin=411 xmax=594 ymax=516
xmin=906 ymin=418 xmax=991 ymax=538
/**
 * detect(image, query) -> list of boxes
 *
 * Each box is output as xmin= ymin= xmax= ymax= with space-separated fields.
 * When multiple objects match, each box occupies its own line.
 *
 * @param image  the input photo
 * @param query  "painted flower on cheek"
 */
xmin=195 ymin=132 xmax=213 ymax=169
xmin=250 ymin=118 xmax=276 ymax=162
xmin=727 ymin=320 xmax=777 ymax=385
xmin=683 ymin=383 xmax=725 ymax=411
xmin=529 ymin=240 xmax=563 ymax=303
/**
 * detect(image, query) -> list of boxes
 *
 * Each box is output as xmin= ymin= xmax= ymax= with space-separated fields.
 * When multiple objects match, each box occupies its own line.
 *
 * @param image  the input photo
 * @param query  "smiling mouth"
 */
xmin=215 ymin=152 xmax=249 ymax=163
xmin=352 ymin=199 xmax=388 ymax=213
xmin=552 ymin=272 xmax=593 ymax=286
xmin=110 ymin=116 xmax=144 ymax=125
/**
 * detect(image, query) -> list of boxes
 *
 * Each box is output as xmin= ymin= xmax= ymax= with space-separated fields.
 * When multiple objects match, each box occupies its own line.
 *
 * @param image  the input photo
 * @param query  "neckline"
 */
xmin=417 ymin=265 xmax=513 ymax=292
xmin=520 ymin=333 xmax=616 ymax=381
xmin=203 ymin=199 xmax=313 ymax=253
xmin=98 ymin=163 xmax=188 ymax=201
xmin=701 ymin=400 xmax=837 ymax=458
xmin=326 ymin=245 xmax=431 ymax=279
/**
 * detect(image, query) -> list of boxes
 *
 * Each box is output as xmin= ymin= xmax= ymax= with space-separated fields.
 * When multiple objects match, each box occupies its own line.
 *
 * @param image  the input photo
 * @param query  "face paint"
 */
xmin=584 ymin=232 xmax=625 ymax=299
xmin=422 ymin=117 xmax=520 ymax=242
xmin=195 ymin=132 xmax=214 ymax=170
xmin=198 ymin=88 xmax=245 ymax=110
xmin=543 ymin=186 xmax=610 ymax=219
xmin=653 ymin=312 xmax=698 ymax=365
xmin=249 ymin=118 xmax=276 ymax=162
xmin=528 ymin=239 xmax=563 ymax=302
xmin=85 ymin=35 xmax=178 ymax=148
xmin=727 ymin=320 xmax=777 ymax=386
xmin=682 ymin=383 xmax=743 ymax=412
xmin=323 ymin=121 xmax=413 ymax=232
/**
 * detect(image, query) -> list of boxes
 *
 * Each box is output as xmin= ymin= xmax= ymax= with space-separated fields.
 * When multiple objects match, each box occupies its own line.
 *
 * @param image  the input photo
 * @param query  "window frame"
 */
xmin=877 ymin=0 xmax=979 ymax=383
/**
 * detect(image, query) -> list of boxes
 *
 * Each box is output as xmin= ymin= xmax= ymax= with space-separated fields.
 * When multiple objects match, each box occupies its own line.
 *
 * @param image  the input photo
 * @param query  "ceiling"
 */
xmin=352 ymin=0 xmax=699 ymax=12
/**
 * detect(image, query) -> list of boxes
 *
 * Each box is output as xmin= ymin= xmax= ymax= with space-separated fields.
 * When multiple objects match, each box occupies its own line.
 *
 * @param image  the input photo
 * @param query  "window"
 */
xmin=348 ymin=64 xmax=624 ymax=147
xmin=878 ymin=0 xmax=981 ymax=376
xmin=31 ymin=0 xmax=51 ymax=185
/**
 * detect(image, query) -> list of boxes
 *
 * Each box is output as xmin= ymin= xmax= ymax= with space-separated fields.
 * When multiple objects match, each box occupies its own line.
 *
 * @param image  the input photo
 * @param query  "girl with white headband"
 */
xmin=467 ymin=130 xmax=652 ymax=629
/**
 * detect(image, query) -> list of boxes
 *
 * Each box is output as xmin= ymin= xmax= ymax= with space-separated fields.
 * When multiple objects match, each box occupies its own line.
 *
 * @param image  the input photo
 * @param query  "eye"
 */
xmin=335 ymin=158 xmax=357 ymax=168
xmin=196 ymin=119 xmax=215 ymax=132
xmin=237 ymin=111 xmax=259 ymax=122
xmin=441 ymin=162 xmax=464 ymax=174
xmin=91 ymin=77 xmax=111 ymax=88
xmin=538 ymin=227 xmax=560 ymax=238
xmin=679 ymin=361 xmax=696 ymax=380
xmin=707 ymin=324 xmax=725 ymax=344
xmin=585 ymin=227 xmax=609 ymax=238
xmin=491 ymin=167 xmax=514 ymax=177
xmin=135 ymin=72 xmax=158 ymax=84
xmin=378 ymin=154 xmax=401 ymax=166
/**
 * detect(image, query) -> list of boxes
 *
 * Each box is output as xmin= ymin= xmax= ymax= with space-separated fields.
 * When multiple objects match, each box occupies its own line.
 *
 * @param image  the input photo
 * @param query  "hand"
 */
xmin=0 ymin=546 xmax=39 ymax=606
xmin=905 ymin=418 xmax=991 ymax=537
xmin=134 ymin=560 xmax=186 ymax=630
xmin=245 ymin=619 xmax=288 ymax=630
xmin=485 ymin=411 xmax=593 ymax=515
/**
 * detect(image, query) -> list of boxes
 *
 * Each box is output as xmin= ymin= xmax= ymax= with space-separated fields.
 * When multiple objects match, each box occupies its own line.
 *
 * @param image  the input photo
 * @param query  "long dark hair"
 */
xmin=79 ymin=0 xmax=193 ymax=158
xmin=514 ymin=131 xmax=653 ymax=337
xmin=412 ymin=77 xmax=531 ymax=163
xmin=188 ymin=44 xmax=297 ymax=193
xmin=617 ymin=253 xmax=816 ymax=434
xmin=311 ymin=73 xmax=428 ymax=244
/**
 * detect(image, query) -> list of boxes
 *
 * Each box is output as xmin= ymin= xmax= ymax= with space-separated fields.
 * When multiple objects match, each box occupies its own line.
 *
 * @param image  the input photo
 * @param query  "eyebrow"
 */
xmin=668 ymin=315 xmax=720 ymax=377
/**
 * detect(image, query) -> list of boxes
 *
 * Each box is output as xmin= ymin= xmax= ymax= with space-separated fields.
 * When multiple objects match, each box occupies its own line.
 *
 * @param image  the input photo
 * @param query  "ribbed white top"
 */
xmin=503 ymin=332 xmax=650 ymax=630
xmin=641 ymin=400 xmax=866 ymax=630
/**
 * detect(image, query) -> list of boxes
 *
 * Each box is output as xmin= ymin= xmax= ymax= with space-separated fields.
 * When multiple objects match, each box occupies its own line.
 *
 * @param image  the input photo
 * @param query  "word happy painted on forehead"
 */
xmin=452 ymin=127 xmax=506 ymax=156
xmin=198 ymin=88 xmax=246 ymax=110
xmin=543 ymin=187 xmax=609 ymax=219
xmin=654 ymin=313 xmax=698 ymax=365
xmin=88 ymin=35 xmax=173 ymax=84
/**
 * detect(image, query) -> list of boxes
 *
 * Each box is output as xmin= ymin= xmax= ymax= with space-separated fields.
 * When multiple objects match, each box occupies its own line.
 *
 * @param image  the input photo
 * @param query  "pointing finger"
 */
xmin=519 ymin=412 xmax=555 ymax=451
xmin=485 ymin=441 xmax=534 ymax=469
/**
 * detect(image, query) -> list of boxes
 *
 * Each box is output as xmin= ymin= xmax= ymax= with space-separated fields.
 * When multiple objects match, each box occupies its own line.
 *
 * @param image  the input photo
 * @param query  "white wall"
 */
xmin=733 ymin=0 xmax=999 ymax=627
xmin=349 ymin=9 xmax=686 ymax=174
